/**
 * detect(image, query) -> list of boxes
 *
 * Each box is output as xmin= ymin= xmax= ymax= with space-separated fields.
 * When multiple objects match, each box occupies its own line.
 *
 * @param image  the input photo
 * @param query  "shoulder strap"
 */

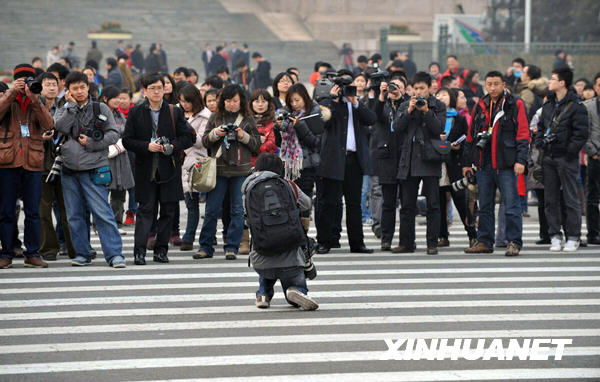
xmin=92 ymin=101 xmax=100 ymax=118
xmin=285 ymin=179 xmax=300 ymax=203
xmin=549 ymin=101 xmax=574 ymax=134
xmin=169 ymin=104 xmax=175 ymax=134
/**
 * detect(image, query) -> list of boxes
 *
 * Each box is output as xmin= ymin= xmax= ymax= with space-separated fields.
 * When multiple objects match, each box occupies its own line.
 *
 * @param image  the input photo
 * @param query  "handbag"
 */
xmin=92 ymin=165 xmax=112 ymax=186
xmin=422 ymin=139 xmax=451 ymax=163
xmin=189 ymin=145 xmax=221 ymax=193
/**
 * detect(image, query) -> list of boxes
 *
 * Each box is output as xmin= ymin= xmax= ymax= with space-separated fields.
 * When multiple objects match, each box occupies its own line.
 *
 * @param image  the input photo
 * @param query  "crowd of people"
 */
xmin=2 ymin=42 xmax=599 ymax=274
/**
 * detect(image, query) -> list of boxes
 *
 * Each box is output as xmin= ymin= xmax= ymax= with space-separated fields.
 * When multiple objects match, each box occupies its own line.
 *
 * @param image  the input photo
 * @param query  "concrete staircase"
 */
xmin=0 ymin=0 xmax=339 ymax=81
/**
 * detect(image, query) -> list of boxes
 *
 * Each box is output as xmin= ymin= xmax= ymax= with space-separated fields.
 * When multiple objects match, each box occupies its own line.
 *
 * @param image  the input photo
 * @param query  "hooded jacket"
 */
xmin=516 ymin=77 xmax=548 ymax=116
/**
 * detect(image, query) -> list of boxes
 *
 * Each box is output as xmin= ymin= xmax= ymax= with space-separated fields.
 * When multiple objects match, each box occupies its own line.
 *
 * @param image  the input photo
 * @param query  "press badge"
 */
xmin=20 ymin=124 xmax=30 ymax=138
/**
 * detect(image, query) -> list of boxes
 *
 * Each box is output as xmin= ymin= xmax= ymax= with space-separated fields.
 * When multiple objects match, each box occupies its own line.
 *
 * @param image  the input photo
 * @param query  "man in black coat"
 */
xmin=316 ymin=82 xmax=377 ymax=254
xmin=208 ymin=46 xmax=227 ymax=77
xmin=368 ymin=75 xmax=409 ymax=251
xmin=394 ymin=71 xmax=446 ymax=255
xmin=534 ymin=67 xmax=589 ymax=252
xmin=122 ymin=74 xmax=195 ymax=265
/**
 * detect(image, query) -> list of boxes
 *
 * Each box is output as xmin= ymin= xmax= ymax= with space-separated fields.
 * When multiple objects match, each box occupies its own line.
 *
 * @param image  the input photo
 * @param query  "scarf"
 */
xmin=278 ymin=109 xmax=304 ymax=180
xmin=444 ymin=108 xmax=457 ymax=137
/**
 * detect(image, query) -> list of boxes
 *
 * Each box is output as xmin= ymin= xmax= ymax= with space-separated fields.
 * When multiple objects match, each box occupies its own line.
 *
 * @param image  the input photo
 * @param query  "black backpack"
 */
xmin=244 ymin=175 xmax=305 ymax=256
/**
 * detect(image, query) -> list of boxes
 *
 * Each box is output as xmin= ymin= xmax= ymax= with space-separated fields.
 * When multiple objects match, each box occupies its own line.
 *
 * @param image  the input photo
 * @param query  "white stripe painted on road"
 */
xmin=2 ymin=313 xmax=599 ymax=337
xmin=3 ymin=299 xmax=599 ymax=321
xmin=125 ymin=368 xmax=600 ymax=382
xmin=1 ymin=348 xmax=598 ymax=375
xmin=3 ymin=275 xmax=599 ymax=294
xmin=2 ymin=287 xmax=599 ymax=308
xmin=0 ymin=330 xmax=598 ymax=354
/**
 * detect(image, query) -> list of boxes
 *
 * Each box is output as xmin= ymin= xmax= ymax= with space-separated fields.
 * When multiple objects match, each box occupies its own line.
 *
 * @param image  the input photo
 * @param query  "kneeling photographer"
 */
xmin=197 ymin=85 xmax=261 ymax=261
xmin=54 ymin=71 xmax=125 ymax=267
xmin=368 ymin=74 xmax=409 ymax=251
xmin=122 ymin=74 xmax=196 ymax=265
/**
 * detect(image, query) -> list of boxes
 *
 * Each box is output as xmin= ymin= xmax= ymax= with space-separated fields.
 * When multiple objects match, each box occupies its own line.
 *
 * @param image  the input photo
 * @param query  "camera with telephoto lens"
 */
xmin=25 ymin=76 xmax=42 ymax=94
xmin=451 ymin=172 xmax=477 ymax=192
xmin=542 ymin=132 xmax=557 ymax=147
xmin=366 ymin=68 xmax=389 ymax=92
xmin=415 ymin=96 xmax=427 ymax=108
xmin=46 ymin=132 xmax=67 ymax=184
xmin=80 ymin=113 xmax=107 ymax=142
xmin=221 ymin=123 xmax=238 ymax=142
xmin=476 ymin=131 xmax=492 ymax=150
xmin=155 ymin=136 xmax=174 ymax=156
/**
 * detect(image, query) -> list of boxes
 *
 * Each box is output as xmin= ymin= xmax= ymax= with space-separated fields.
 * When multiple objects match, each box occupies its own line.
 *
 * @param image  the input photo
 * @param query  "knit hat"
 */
xmin=13 ymin=64 xmax=36 ymax=80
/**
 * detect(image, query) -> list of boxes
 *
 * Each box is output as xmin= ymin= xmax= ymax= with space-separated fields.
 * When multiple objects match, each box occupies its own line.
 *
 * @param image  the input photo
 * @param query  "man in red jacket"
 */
xmin=462 ymin=71 xmax=531 ymax=257
xmin=0 ymin=64 xmax=54 ymax=268
xmin=440 ymin=55 xmax=469 ymax=87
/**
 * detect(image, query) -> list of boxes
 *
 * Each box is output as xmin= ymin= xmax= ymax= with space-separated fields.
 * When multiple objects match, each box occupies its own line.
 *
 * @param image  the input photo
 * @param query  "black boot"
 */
xmin=134 ymin=247 xmax=146 ymax=265
xmin=153 ymin=248 xmax=169 ymax=263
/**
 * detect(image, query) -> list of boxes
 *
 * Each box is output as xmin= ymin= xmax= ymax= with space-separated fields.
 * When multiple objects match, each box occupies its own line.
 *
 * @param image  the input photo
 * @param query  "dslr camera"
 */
xmin=25 ymin=77 xmax=42 ymax=94
xmin=275 ymin=110 xmax=292 ymax=132
xmin=415 ymin=96 xmax=428 ymax=108
xmin=221 ymin=123 xmax=238 ymax=142
xmin=542 ymin=132 xmax=557 ymax=147
xmin=46 ymin=132 xmax=67 ymax=184
xmin=155 ymin=136 xmax=174 ymax=156
xmin=366 ymin=68 xmax=389 ymax=93
xmin=476 ymin=131 xmax=492 ymax=150
xmin=80 ymin=113 xmax=107 ymax=142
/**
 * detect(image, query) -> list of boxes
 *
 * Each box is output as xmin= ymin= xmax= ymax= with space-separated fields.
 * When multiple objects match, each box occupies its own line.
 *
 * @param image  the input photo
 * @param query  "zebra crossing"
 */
xmin=1 ymin=217 xmax=599 ymax=381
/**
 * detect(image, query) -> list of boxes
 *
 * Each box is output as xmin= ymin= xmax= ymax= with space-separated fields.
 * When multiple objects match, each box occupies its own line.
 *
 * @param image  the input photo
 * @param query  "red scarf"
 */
xmin=16 ymin=93 xmax=31 ymax=117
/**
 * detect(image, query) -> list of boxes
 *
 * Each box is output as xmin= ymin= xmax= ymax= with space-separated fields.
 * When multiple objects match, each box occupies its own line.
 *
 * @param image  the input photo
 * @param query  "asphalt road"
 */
xmin=1 ymin=209 xmax=599 ymax=381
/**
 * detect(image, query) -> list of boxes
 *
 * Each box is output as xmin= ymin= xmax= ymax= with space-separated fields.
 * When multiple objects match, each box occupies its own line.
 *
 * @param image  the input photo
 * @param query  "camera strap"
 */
xmin=547 ymin=101 xmax=573 ymax=136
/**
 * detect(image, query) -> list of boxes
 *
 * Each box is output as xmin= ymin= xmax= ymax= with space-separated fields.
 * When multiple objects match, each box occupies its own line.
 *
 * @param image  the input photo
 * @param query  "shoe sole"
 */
xmin=112 ymin=264 xmax=127 ymax=268
xmin=549 ymin=247 xmax=562 ymax=252
xmin=71 ymin=262 xmax=90 ymax=266
xmin=225 ymin=255 xmax=237 ymax=260
xmin=24 ymin=262 xmax=48 ymax=268
xmin=286 ymin=289 xmax=319 ymax=311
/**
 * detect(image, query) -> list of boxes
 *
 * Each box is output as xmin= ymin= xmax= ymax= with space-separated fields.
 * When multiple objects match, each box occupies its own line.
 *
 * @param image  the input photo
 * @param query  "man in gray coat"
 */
xmin=54 ymin=71 xmax=125 ymax=267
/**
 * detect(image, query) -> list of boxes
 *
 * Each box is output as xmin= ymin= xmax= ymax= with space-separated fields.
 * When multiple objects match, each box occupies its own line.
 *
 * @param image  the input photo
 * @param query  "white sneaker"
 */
xmin=286 ymin=289 xmax=319 ymax=311
xmin=563 ymin=239 xmax=580 ymax=252
xmin=549 ymin=237 xmax=562 ymax=252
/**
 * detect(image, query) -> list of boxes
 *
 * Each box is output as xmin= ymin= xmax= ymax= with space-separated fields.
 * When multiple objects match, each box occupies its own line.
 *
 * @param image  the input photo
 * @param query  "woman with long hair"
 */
xmin=179 ymin=84 xmax=211 ymax=251
xmin=272 ymin=72 xmax=294 ymax=109
xmin=196 ymin=85 xmax=261 ymax=260
xmin=162 ymin=73 xmax=178 ymax=105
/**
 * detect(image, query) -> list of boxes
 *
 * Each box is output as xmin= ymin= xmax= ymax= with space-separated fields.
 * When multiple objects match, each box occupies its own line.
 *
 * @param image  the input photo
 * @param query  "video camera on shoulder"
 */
xmin=366 ymin=68 xmax=389 ymax=93
xmin=313 ymin=69 xmax=357 ymax=101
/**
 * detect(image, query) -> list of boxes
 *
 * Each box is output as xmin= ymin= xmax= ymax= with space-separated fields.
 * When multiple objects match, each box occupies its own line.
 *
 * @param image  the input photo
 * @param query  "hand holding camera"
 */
xmin=408 ymin=96 xmax=428 ymax=114
xmin=155 ymin=136 xmax=174 ymax=156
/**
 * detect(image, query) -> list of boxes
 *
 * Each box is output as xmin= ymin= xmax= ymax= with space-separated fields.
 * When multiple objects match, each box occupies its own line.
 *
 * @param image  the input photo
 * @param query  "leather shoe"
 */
xmin=134 ymin=254 xmax=146 ymax=265
xmin=0 ymin=257 xmax=12 ymax=269
xmin=153 ymin=251 xmax=169 ymax=263
xmin=381 ymin=242 xmax=392 ymax=251
xmin=391 ymin=245 xmax=415 ymax=253
xmin=330 ymin=241 xmax=341 ymax=249
xmin=426 ymin=247 xmax=438 ymax=255
xmin=437 ymin=238 xmax=450 ymax=247
xmin=535 ymin=238 xmax=551 ymax=245
xmin=24 ymin=256 xmax=48 ymax=268
xmin=350 ymin=245 xmax=373 ymax=254
xmin=316 ymin=244 xmax=330 ymax=254
xmin=588 ymin=236 xmax=600 ymax=245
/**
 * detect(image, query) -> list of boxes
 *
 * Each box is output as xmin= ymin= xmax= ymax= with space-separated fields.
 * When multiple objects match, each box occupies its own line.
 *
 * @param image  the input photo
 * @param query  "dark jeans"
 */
xmin=400 ymin=176 xmax=440 ymax=248
xmin=149 ymin=202 xmax=180 ymax=236
xmin=315 ymin=176 xmax=342 ymax=243
xmin=109 ymin=189 xmax=126 ymax=224
xmin=586 ymin=157 xmax=600 ymax=239
xmin=0 ymin=168 xmax=42 ymax=259
xmin=439 ymin=185 xmax=477 ymax=240
xmin=134 ymin=184 xmax=177 ymax=253
xmin=255 ymin=266 xmax=308 ymax=306
xmin=370 ymin=176 xmax=383 ymax=232
xmin=381 ymin=182 xmax=399 ymax=245
xmin=40 ymin=176 xmax=75 ymax=257
xmin=296 ymin=167 xmax=317 ymax=218
xmin=316 ymin=152 xmax=364 ymax=249
xmin=534 ymin=189 xmax=550 ymax=240
xmin=476 ymin=168 xmax=522 ymax=247
xmin=182 ymin=192 xmax=200 ymax=243
xmin=543 ymin=155 xmax=581 ymax=239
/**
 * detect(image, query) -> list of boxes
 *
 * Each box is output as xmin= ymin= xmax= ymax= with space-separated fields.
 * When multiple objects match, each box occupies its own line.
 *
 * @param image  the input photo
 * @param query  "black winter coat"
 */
xmin=144 ymin=53 xmax=161 ymax=74
xmin=122 ymin=100 xmax=196 ymax=203
xmin=445 ymin=113 xmax=469 ymax=182
xmin=395 ymin=95 xmax=446 ymax=180
xmin=208 ymin=54 xmax=227 ymax=76
xmin=317 ymin=98 xmax=377 ymax=181
xmin=291 ymin=101 xmax=324 ymax=169
xmin=368 ymin=97 xmax=406 ymax=184
xmin=534 ymin=90 xmax=589 ymax=159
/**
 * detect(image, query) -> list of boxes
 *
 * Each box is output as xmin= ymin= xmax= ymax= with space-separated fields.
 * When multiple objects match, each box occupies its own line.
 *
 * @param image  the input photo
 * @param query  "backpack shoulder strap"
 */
xmin=92 ymin=101 xmax=100 ymax=118
xmin=285 ymin=179 xmax=300 ymax=203
xmin=169 ymin=104 xmax=176 ymax=134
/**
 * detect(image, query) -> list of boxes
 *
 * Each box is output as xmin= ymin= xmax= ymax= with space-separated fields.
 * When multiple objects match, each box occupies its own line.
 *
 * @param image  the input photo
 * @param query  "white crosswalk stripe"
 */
xmin=1 ymin=218 xmax=599 ymax=381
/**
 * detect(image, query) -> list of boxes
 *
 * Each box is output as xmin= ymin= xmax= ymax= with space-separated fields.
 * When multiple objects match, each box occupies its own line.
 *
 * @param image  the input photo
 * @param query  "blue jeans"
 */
xmin=0 ymin=168 xmax=42 ymax=259
xmin=61 ymin=169 xmax=122 ymax=262
xmin=255 ymin=266 xmax=308 ymax=306
xmin=198 ymin=176 xmax=246 ymax=255
xmin=127 ymin=187 xmax=138 ymax=213
xmin=182 ymin=192 xmax=200 ymax=243
xmin=476 ymin=168 xmax=523 ymax=248
xmin=361 ymin=175 xmax=371 ymax=221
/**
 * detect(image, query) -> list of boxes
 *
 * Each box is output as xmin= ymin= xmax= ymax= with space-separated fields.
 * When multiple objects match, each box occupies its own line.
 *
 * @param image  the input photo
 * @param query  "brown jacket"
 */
xmin=0 ymin=89 xmax=53 ymax=171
